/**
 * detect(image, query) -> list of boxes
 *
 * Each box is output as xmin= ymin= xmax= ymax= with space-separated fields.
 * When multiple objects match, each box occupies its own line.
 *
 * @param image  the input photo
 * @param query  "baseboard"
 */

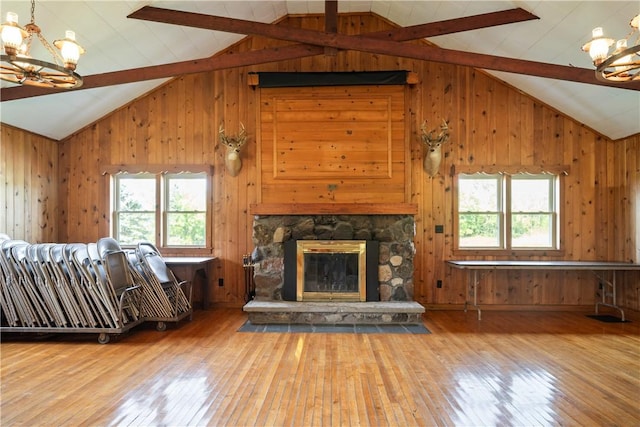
xmin=424 ymin=304 xmax=595 ymax=312
xmin=204 ymin=302 xmax=640 ymax=322
xmin=202 ymin=301 xmax=245 ymax=309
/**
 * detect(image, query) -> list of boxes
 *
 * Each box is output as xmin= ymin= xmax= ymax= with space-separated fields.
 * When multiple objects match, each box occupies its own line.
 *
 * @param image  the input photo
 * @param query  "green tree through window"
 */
xmin=166 ymin=176 xmax=206 ymax=246
xmin=116 ymin=175 xmax=156 ymax=245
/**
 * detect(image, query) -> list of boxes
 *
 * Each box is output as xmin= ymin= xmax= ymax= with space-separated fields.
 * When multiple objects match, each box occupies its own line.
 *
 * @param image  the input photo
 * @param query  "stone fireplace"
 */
xmin=243 ymin=212 xmax=425 ymax=324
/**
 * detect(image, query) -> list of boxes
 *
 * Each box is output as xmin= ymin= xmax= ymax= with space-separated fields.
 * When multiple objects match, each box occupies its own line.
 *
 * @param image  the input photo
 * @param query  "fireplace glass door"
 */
xmin=296 ymin=240 xmax=367 ymax=301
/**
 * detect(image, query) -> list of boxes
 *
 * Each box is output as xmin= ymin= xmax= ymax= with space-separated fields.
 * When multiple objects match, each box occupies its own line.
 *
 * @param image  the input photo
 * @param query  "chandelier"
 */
xmin=581 ymin=13 xmax=640 ymax=83
xmin=0 ymin=0 xmax=85 ymax=89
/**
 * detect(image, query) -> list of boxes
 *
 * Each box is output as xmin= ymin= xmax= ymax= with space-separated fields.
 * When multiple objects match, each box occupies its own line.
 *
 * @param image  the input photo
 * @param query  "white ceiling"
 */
xmin=0 ymin=1 xmax=638 ymax=141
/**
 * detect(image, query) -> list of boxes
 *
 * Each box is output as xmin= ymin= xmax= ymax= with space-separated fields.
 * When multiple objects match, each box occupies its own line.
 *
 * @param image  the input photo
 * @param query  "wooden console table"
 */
xmin=164 ymin=257 xmax=216 ymax=310
xmin=447 ymin=260 xmax=640 ymax=320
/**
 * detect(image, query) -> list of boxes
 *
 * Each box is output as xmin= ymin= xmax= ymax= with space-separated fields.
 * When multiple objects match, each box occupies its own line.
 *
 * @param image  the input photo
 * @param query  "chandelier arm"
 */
xmin=0 ymin=54 xmax=83 ymax=88
xmin=598 ymin=44 xmax=640 ymax=69
xmin=6 ymin=58 xmax=44 ymax=73
xmin=595 ymin=44 xmax=640 ymax=82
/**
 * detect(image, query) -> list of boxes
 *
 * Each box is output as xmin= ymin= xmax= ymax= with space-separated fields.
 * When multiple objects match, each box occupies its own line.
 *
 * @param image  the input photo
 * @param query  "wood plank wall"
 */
xmin=2 ymin=13 xmax=638 ymax=310
xmin=617 ymin=134 xmax=640 ymax=310
xmin=259 ymin=85 xmax=407 ymax=203
xmin=0 ymin=124 xmax=58 ymax=243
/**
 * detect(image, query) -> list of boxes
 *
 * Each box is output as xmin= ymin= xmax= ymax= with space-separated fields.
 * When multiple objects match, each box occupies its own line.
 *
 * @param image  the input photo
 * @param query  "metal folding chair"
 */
xmin=71 ymin=245 xmax=116 ymax=328
xmin=13 ymin=243 xmax=56 ymax=327
xmin=102 ymin=249 xmax=143 ymax=324
xmin=1 ymin=240 xmax=37 ymax=326
xmin=136 ymin=241 xmax=192 ymax=330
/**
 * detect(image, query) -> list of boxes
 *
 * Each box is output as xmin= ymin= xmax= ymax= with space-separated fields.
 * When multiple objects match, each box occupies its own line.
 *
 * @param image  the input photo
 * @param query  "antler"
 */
xmin=421 ymin=119 xmax=450 ymax=147
xmin=219 ymin=123 xmax=247 ymax=150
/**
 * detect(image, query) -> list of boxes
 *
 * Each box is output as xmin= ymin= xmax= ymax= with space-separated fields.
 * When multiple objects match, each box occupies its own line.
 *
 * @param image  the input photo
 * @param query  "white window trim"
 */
xmin=107 ymin=165 xmax=213 ymax=252
xmin=454 ymin=169 xmax=564 ymax=255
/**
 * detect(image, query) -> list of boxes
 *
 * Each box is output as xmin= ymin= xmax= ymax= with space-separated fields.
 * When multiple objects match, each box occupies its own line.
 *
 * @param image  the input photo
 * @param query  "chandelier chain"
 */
xmin=36 ymin=31 xmax=62 ymax=66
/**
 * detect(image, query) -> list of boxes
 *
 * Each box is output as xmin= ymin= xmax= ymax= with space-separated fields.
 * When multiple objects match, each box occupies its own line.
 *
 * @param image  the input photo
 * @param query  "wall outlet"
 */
xmin=435 ymin=225 xmax=444 ymax=233
xmin=436 ymin=280 xmax=443 ymax=288
xmin=218 ymin=278 xmax=224 ymax=287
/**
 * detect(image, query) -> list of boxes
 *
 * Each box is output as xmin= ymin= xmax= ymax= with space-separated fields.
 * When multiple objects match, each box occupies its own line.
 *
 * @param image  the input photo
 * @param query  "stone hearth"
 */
xmin=244 ymin=213 xmax=425 ymax=324
xmin=243 ymin=301 xmax=424 ymax=324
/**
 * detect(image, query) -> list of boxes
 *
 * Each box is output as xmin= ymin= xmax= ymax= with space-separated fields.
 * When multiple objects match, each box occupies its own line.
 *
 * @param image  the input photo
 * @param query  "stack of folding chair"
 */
xmin=0 ymin=237 xmax=144 ymax=343
xmin=1 ymin=236 xmax=194 ymax=341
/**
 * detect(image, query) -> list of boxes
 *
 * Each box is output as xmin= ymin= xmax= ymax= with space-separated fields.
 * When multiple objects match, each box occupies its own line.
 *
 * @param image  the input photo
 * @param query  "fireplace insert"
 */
xmin=283 ymin=240 xmax=379 ymax=302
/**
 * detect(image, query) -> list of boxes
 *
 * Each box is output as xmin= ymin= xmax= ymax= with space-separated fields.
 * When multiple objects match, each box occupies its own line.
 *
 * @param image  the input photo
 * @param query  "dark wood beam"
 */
xmin=0 ymin=44 xmax=324 ymax=101
xmin=365 ymin=8 xmax=539 ymax=41
xmin=324 ymin=0 xmax=338 ymax=56
xmin=0 ymin=7 xmax=544 ymax=101
xmin=128 ymin=7 xmax=538 ymax=43
xmin=3 ymin=6 xmax=636 ymax=101
xmin=127 ymin=6 xmax=640 ymax=91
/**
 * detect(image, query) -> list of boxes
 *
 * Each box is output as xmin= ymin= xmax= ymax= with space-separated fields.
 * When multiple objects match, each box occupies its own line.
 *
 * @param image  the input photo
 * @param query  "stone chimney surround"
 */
xmin=243 ymin=204 xmax=425 ymax=325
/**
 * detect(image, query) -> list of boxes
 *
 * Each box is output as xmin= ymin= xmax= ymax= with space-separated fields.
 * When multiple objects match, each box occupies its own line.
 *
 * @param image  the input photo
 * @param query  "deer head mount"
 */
xmin=219 ymin=123 xmax=247 ymax=177
xmin=420 ymin=119 xmax=450 ymax=177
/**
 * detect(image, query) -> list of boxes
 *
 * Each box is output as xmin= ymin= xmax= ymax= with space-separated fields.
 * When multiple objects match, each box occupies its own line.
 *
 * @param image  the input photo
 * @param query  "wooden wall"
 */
xmin=3 ymin=13 xmax=638 ymax=310
xmin=0 ymin=124 xmax=58 ymax=243
xmin=259 ymin=85 xmax=408 ymax=203
xmin=617 ymin=134 xmax=640 ymax=310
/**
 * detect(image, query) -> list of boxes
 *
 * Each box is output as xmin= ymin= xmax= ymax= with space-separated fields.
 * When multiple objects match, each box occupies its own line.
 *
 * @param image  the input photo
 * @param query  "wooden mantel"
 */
xmin=249 ymin=203 xmax=418 ymax=215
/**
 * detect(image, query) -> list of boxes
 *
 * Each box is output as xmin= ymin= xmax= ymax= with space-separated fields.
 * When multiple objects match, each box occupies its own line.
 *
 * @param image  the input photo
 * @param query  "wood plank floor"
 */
xmin=1 ymin=309 xmax=639 ymax=426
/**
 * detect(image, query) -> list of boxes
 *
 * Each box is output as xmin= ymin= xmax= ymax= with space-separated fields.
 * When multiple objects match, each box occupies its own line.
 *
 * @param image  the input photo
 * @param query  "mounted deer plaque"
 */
xmin=421 ymin=119 xmax=450 ymax=177
xmin=219 ymin=123 xmax=247 ymax=177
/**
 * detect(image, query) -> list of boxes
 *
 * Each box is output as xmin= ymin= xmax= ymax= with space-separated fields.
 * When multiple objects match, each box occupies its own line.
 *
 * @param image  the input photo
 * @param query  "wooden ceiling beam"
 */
xmin=325 ymin=1 xmax=338 ymax=33
xmin=324 ymin=0 xmax=338 ymax=56
xmin=128 ymin=6 xmax=640 ymax=91
xmin=3 ymin=6 xmax=638 ymax=101
xmin=0 ymin=7 xmax=546 ymax=101
xmin=365 ymin=7 xmax=539 ymax=41
xmin=128 ymin=7 xmax=539 ymax=43
xmin=0 ymin=44 xmax=324 ymax=101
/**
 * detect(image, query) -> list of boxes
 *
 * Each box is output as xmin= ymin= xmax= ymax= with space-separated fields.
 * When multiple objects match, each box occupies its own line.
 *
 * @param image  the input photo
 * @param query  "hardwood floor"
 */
xmin=1 ymin=308 xmax=639 ymax=426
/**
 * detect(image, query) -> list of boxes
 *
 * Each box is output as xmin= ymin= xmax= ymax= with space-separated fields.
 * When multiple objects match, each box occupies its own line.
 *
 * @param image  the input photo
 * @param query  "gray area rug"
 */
xmin=586 ymin=314 xmax=630 ymax=323
xmin=238 ymin=321 xmax=430 ymax=334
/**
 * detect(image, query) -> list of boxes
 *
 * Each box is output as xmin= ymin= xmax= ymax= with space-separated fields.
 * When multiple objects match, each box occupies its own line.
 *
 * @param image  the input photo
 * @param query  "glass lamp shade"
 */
xmin=1 ymin=12 xmax=27 ymax=56
xmin=54 ymin=30 xmax=85 ymax=70
xmin=582 ymin=27 xmax=615 ymax=65
xmin=611 ymin=40 xmax=634 ymax=73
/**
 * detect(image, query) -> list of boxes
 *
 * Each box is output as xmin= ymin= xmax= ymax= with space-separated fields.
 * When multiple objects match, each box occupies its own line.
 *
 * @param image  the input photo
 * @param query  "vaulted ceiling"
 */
xmin=1 ymin=1 xmax=638 ymax=141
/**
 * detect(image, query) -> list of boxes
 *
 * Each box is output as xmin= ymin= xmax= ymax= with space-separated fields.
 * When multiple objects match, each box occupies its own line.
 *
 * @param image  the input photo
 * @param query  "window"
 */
xmin=164 ymin=175 xmax=207 ymax=246
xmin=113 ymin=172 xmax=209 ymax=248
xmin=456 ymin=172 xmax=559 ymax=251
xmin=114 ymin=174 xmax=156 ymax=245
